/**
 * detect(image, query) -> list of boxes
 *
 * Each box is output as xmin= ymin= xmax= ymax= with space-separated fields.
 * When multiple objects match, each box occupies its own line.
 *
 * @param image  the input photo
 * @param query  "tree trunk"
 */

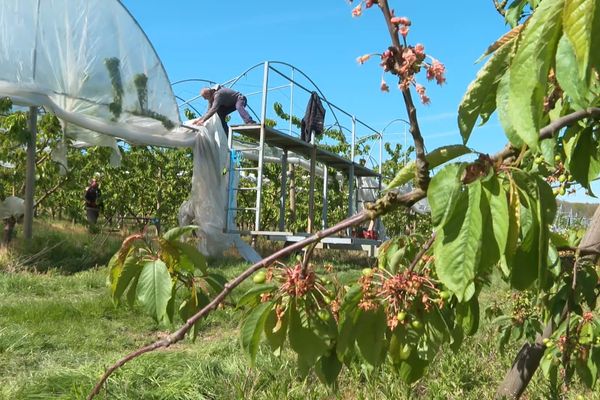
xmin=495 ymin=205 xmax=600 ymax=399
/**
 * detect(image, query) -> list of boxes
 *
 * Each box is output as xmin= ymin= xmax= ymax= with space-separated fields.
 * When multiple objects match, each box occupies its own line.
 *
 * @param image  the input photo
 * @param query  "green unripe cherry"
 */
xmin=252 ymin=271 xmax=266 ymax=284
xmin=439 ymin=291 xmax=451 ymax=300
xmin=558 ymin=174 xmax=567 ymax=183
xmin=554 ymin=154 xmax=562 ymax=162
xmin=559 ymin=187 xmax=566 ymax=196
xmin=398 ymin=344 xmax=412 ymax=360
xmin=318 ymin=309 xmax=330 ymax=321
xmin=396 ymin=311 xmax=407 ymax=322
xmin=411 ymin=320 xmax=423 ymax=330
xmin=362 ymin=268 xmax=374 ymax=277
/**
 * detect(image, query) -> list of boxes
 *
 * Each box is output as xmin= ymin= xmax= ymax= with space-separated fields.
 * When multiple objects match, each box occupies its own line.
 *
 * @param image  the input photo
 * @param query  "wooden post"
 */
xmin=24 ymin=106 xmax=37 ymax=240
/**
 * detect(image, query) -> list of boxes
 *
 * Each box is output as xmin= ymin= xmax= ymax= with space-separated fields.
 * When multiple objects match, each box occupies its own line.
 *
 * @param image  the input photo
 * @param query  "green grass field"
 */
xmin=0 ymin=222 xmax=596 ymax=399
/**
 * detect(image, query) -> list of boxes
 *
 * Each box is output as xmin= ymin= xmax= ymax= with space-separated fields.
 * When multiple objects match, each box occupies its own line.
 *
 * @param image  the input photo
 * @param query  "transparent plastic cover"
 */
xmin=0 ymin=0 xmax=184 ymax=148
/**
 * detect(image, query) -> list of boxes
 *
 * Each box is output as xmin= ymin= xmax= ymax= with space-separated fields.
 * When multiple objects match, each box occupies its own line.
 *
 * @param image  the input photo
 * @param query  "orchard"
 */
xmin=89 ymin=0 xmax=600 ymax=399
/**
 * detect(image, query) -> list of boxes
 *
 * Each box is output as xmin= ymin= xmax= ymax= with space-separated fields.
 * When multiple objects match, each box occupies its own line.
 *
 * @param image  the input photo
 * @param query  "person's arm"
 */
xmin=194 ymin=93 xmax=221 ymax=125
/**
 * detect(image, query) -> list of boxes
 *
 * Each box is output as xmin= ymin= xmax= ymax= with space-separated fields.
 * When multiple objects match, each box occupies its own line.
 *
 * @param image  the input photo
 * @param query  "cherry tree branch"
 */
xmin=492 ymin=107 xmax=600 ymax=162
xmin=378 ymin=0 xmax=430 ymax=190
xmin=408 ymin=232 xmax=436 ymax=272
xmin=87 ymin=190 xmax=427 ymax=399
xmin=88 ymin=93 xmax=600 ymax=400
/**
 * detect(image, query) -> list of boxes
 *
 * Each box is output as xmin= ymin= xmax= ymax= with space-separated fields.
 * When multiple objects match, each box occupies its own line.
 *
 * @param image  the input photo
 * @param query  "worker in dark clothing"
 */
xmin=84 ymin=177 xmax=102 ymax=228
xmin=193 ymin=86 xmax=256 ymax=133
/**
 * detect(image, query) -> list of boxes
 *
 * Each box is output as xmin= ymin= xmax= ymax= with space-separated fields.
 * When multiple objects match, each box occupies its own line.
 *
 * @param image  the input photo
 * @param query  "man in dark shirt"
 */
xmin=84 ymin=178 xmax=102 ymax=227
xmin=193 ymin=86 xmax=256 ymax=133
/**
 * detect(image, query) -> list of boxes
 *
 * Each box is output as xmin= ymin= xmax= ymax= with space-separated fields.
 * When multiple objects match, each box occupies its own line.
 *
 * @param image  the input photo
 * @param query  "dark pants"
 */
xmin=86 ymin=207 xmax=99 ymax=225
xmin=216 ymin=95 xmax=255 ymax=134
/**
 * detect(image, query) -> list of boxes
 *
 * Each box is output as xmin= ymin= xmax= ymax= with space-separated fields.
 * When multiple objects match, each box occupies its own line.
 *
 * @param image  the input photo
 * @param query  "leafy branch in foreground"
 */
xmin=90 ymin=0 xmax=600 ymax=398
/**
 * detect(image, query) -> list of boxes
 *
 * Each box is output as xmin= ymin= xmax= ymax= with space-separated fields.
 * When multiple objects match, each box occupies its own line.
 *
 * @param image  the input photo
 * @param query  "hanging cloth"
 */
xmin=300 ymin=91 xmax=326 ymax=142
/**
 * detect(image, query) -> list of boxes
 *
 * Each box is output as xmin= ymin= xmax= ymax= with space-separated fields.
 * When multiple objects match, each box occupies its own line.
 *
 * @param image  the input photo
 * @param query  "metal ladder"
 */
xmin=225 ymin=144 xmax=262 ymax=234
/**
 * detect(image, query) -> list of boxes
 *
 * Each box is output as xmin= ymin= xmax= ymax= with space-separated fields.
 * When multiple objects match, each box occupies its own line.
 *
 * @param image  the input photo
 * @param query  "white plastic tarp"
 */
xmin=0 ymin=0 xmax=183 ymax=151
xmin=0 ymin=0 xmax=263 ymax=261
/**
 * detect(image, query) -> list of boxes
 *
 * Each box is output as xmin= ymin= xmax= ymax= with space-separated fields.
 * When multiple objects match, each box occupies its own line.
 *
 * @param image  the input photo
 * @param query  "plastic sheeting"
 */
xmin=0 ymin=0 xmax=181 ymax=150
xmin=0 ymin=196 xmax=25 ymax=219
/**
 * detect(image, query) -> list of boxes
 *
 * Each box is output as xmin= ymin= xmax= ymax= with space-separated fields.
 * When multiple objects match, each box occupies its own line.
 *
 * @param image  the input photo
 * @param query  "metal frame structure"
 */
xmin=174 ymin=61 xmax=385 ymax=252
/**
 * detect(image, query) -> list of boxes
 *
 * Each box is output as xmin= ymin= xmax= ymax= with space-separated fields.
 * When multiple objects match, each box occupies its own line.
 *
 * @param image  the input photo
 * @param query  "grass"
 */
xmin=0 ymin=221 xmax=597 ymax=399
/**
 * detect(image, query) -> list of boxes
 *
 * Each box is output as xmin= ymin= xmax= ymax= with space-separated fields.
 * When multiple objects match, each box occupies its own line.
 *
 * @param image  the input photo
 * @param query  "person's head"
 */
xmin=200 ymin=87 xmax=215 ymax=101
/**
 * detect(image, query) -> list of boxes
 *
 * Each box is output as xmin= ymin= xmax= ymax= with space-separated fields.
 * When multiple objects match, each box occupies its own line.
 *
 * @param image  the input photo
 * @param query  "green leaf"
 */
xmin=240 ymin=301 xmax=273 ymax=366
xmin=567 ymin=126 xmax=600 ymax=193
xmin=428 ymin=163 xmax=465 ymax=228
xmin=434 ymin=180 xmax=483 ymax=302
xmin=386 ymin=160 xmax=416 ymax=190
xmin=203 ymin=273 xmax=228 ymax=294
xmin=457 ymin=297 xmax=480 ymax=336
xmin=315 ymin=350 xmax=343 ymax=386
xmin=336 ymin=307 xmax=359 ymax=362
xmin=506 ymin=0 xmax=529 ymax=27
xmin=237 ymin=284 xmax=277 ymax=308
xmin=386 ymin=145 xmax=471 ymax=190
xmin=505 ymin=177 xmax=521 ymax=264
xmin=394 ymin=352 xmax=429 ymax=384
xmin=112 ymin=252 xmax=143 ymax=304
xmin=563 ymin=0 xmax=599 ymax=83
xmin=168 ymin=240 xmax=207 ymax=274
xmin=426 ymin=145 xmax=472 ymax=168
xmin=162 ymin=225 xmax=199 ymax=241
xmin=506 ymin=0 xmax=565 ymax=149
xmin=355 ymin=308 xmax=387 ymax=368
xmin=497 ymin=71 xmax=524 ymax=147
xmin=136 ymin=259 xmax=173 ymax=323
xmin=126 ymin=273 xmax=140 ymax=308
xmin=509 ymin=171 xmax=551 ymax=290
xmin=555 ymin=34 xmax=588 ymax=108
xmin=587 ymin=347 xmax=600 ymax=388
xmin=458 ymin=40 xmax=514 ymax=142
xmin=288 ymin=301 xmax=328 ymax=376
xmin=264 ymin=306 xmax=289 ymax=355
xmin=178 ymin=287 xmax=201 ymax=340
xmin=482 ymin=176 xmax=509 ymax=267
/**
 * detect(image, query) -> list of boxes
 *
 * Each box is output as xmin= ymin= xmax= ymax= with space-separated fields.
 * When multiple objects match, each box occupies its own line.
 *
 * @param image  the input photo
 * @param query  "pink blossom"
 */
xmin=390 ymin=16 xmax=411 ymax=26
xmin=399 ymin=26 xmax=409 ymax=38
xmin=365 ymin=0 xmax=375 ymax=8
xmin=356 ymin=54 xmax=371 ymax=65
xmin=403 ymin=48 xmax=417 ymax=65
xmin=414 ymin=44 xmax=425 ymax=57
xmin=426 ymin=60 xmax=446 ymax=85
xmin=352 ymin=4 xmax=362 ymax=17
xmin=380 ymin=78 xmax=390 ymax=92
xmin=415 ymin=84 xmax=430 ymax=105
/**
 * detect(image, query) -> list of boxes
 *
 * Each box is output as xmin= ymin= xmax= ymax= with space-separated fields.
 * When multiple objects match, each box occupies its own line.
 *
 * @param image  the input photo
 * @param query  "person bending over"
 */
xmin=193 ymin=86 xmax=256 ymax=133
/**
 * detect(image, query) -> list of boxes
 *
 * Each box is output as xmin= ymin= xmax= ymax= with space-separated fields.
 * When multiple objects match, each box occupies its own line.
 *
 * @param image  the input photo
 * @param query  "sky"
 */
xmin=121 ymin=0 xmax=598 ymax=203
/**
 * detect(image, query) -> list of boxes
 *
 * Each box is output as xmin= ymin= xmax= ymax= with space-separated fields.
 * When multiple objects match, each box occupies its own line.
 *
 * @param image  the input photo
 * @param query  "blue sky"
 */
xmin=121 ymin=0 xmax=598 ymax=203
